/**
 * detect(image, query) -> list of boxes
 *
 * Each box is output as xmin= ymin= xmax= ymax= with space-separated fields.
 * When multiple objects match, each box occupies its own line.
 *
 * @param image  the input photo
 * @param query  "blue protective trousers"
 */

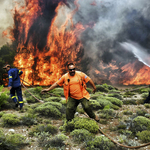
xmin=10 ymin=86 xmax=23 ymax=109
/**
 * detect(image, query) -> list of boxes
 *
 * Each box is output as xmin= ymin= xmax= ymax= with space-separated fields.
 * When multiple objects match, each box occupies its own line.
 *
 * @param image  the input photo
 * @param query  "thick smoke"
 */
xmin=0 ymin=0 xmax=25 ymax=47
xmin=67 ymin=0 xmax=150 ymax=84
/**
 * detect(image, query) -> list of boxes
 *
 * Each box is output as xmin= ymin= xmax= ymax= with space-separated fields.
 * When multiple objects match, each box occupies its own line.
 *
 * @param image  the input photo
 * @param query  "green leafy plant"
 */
xmin=70 ymin=129 xmax=93 ymax=143
xmin=21 ymin=113 xmax=37 ymax=126
xmin=0 ymin=129 xmax=28 ymax=150
xmin=2 ymin=113 xmax=20 ymax=126
xmin=35 ymin=102 xmax=63 ymax=118
xmin=136 ymin=130 xmax=150 ymax=142
xmin=29 ymin=124 xmax=58 ymax=137
xmin=86 ymin=135 xmax=115 ymax=150
xmin=0 ymin=86 xmax=9 ymax=109
xmin=60 ymin=117 xmax=99 ymax=133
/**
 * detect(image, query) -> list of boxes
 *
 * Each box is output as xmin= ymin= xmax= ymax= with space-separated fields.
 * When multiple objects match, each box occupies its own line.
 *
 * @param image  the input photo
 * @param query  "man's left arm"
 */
xmin=8 ymin=72 xmax=13 ymax=90
xmin=18 ymin=69 xmax=23 ymax=76
xmin=88 ymin=79 xmax=96 ymax=93
xmin=82 ymin=72 xmax=96 ymax=93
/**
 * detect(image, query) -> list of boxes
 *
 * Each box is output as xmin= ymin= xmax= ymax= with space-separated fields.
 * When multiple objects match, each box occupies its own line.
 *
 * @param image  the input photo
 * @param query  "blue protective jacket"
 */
xmin=8 ymin=68 xmax=23 ymax=88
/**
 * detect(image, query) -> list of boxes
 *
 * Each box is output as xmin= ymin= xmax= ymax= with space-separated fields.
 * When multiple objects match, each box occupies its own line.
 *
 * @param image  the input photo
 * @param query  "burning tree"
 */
xmin=8 ymin=0 xmax=86 ymax=86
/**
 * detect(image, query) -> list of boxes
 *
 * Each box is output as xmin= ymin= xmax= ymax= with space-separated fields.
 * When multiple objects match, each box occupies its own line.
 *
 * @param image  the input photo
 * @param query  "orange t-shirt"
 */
xmin=57 ymin=71 xmax=90 ymax=100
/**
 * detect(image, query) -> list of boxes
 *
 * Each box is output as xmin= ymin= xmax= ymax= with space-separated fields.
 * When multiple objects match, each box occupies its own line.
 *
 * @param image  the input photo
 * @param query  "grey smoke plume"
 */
xmin=0 ymin=0 xmax=24 ymax=47
xmin=67 ymin=0 xmax=150 ymax=83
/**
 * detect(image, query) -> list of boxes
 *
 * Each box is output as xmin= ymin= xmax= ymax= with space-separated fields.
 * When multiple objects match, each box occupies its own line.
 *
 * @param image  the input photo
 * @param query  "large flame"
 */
xmin=4 ymin=0 xmax=150 ymax=86
xmin=12 ymin=0 xmax=87 ymax=85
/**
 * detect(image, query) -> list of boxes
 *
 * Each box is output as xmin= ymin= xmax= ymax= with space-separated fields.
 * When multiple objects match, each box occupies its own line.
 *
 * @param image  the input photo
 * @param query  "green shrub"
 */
xmin=2 ymin=113 xmax=20 ymax=126
xmin=26 ymin=95 xmax=42 ymax=103
xmin=107 ymin=93 xmax=123 ymax=100
xmin=0 ymin=129 xmax=28 ymax=150
xmin=89 ymin=100 xmax=102 ymax=110
xmin=123 ymin=110 xmax=133 ymax=115
xmin=111 ymin=104 xmax=120 ymax=110
xmin=144 ymin=104 xmax=150 ymax=108
xmin=117 ymin=122 xmax=127 ymax=129
xmin=97 ymin=99 xmax=113 ymax=109
xmin=37 ymin=133 xmax=67 ymax=148
xmin=137 ymin=88 xmax=149 ymax=94
xmin=124 ymin=91 xmax=136 ymax=97
xmin=123 ymin=99 xmax=137 ymax=105
xmin=105 ymin=97 xmax=123 ymax=107
xmin=74 ymin=118 xmax=99 ymax=133
xmin=21 ymin=113 xmax=37 ymax=126
xmin=60 ymin=117 xmax=99 ymax=133
xmin=49 ymin=88 xmax=64 ymax=97
xmin=96 ymin=85 xmax=109 ymax=93
xmin=136 ymin=109 xmax=147 ymax=116
xmin=70 ymin=129 xmax=93 ymax=143
xmin=44 ymin=97 xmax=61 ymax=102
xmin=6 ymin=133 xmax=26 ymax=146
xmin=141 ymin=92 xmax=149 ymax=99
xmin=0 ymin=87 xmax=9 ymax=109
xmin=0 ymin=111 xmax=4 ymax=117
xmin=90 ymin=94 xmax=101 ymax=100
xmin=24 ymin=87 xmax=42 ymax=97
xmin=29 ymin=124 xmax=58 ymax=137
xmin=98 ymin=109 xmax=115 ymax=119
xmin=102 ymin=83 xmax=116 ymax=90
xmin=136 ymin=130 xmax=150 ymax=142
xmin=35 ymin=102 xmax=62 ymax=118
xmin=131 ymin=116 xmax=150 ymax=134
xmin=86 ymin=135 xmax=115 ymax=150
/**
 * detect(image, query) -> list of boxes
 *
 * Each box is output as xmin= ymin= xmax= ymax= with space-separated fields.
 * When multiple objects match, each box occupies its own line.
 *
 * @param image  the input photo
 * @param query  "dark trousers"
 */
xmin=66 ymin=97 xmax=95 ymax=121
xmin=10 ymin=86 xmax=23 ymax=108
xmin=144 ymin=91 xmax=150 ymax=103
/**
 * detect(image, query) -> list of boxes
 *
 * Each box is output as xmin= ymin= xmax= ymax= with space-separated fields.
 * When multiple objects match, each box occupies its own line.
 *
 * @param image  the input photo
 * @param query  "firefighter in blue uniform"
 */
xmin=3 ymin=64 xmax=24 ymax=110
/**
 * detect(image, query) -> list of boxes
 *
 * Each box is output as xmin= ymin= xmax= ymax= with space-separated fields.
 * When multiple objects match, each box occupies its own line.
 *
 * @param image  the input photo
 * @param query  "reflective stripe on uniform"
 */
xmin=9 ymin=76 xmax=12 ymax=78
xmin=11 ymin=96 xmax=16 ymax=99
xmin=18 ymin=70 xmax=21 ymax=74
xmin=19 ymin=101 xmax=23 ymax=103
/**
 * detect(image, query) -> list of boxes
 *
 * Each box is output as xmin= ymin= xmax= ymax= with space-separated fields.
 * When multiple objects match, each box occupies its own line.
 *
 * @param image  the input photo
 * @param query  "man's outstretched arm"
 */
xmin=41 ymin=82 xmax=59 ymax=93
xmin=88 ymin=79 xmax=96 ymax=93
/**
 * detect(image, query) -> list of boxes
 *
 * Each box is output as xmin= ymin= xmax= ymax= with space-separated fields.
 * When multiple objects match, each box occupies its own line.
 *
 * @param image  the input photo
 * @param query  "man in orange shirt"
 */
xmin=42 ymin=62 xmax=99 ymax=122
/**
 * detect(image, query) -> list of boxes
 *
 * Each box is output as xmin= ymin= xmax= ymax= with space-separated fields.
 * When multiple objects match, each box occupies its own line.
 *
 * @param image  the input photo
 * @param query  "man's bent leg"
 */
xmin=10 ymin=88 xmax=18 ymax=107
xmin=66 ymin=97 xmax=79 ymax=121
xmin=16 ymin=86 xmax=24 ymax=110
xmin=81 ymin=98 xmax=95 ymax=119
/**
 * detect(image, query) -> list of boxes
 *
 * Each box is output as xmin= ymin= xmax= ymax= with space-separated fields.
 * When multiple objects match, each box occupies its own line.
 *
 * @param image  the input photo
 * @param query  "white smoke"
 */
xmin=71 ymin=0 xmax=150 ymax=57
xmin=120 ymin=41 xmax=150 ymax=67
xmin=0 ymin=0 xmax=24 ymax=47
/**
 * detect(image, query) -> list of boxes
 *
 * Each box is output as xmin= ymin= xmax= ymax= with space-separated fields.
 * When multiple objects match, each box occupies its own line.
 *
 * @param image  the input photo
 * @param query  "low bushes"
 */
xmin=70 ymin=129 xmax=93 ymax=143
xmin=136 ymin=130 xmax=150 ymax=142
xmin=35 ymin=102 xmax=63 ymax=118
xmin=37 ymin=133 xmax=68 ymax=149
xmin=86 ymin=135 xmax=115 ymax=150
xmin=130 ymin=116 xmax=150 ymax=134
xmin=60 ymin=117 xmax=99 ymax=133
xmin=29 ymin=124 xmax=58 ymax=137
xmin=2 ymin=113 xmax=20 ymax=126
xmin=0 ymin=129 xmax=28 ymax=150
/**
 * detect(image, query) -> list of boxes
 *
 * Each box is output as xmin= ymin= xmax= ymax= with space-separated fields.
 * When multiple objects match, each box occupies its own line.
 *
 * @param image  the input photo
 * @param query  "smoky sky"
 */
xmin=0 ymin=0 xmax=25 ymax=47
xmin=67 ymin=0 xmax=150 ymax=67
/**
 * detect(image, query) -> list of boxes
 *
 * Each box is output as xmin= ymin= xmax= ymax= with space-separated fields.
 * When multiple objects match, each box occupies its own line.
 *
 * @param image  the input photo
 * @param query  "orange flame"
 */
xmin=13 ymin=0 xmax=87 ymax=85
